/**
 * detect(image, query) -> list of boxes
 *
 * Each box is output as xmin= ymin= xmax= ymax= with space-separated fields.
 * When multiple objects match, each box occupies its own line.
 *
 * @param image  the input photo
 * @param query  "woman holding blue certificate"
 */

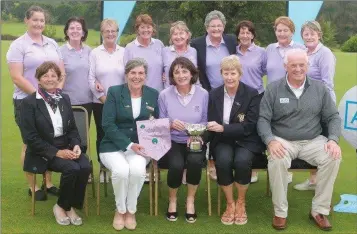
xmin=99 ymin=58 xmax=159 ymax=231
xmin=158 ymin=57 xmax=208 ymax=223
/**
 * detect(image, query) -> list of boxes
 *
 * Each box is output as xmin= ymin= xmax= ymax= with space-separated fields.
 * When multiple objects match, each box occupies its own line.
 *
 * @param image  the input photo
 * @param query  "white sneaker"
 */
xmin=293 ymin=179 xmax=316 ymax=191
xmin=250 ymin=173 xmax=258 ymax=183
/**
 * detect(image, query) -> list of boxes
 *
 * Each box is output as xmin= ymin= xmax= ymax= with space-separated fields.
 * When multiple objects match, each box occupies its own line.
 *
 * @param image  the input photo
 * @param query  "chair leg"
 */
xmin=217 ymin=184 xmax=221 ymax=216
xmin=158 ymin=169 xmax=162 ymax=198
xmin=206 ymin=166 xmax=212 ymax=216
xmin=85 ymin=187 xmax=88 ymax=217
xmin=90 ymin=161 xmax=96 ymax=198
xmin=154 ymin=161 xmax=159 ymax=216
xmin=266 ymin=171 xmax=271 ymax=197
xmin=149 ymin=162 xmax=153 ymax=216
xmin=97 ymin=169 xmax=101 ymax=215
xmin=31 ymin=174 xmax=36 ymax=216
xmin=104 ymin=170 xmax=108 ymax=197
xmin=42 ymin=173 xmax=47 ymax=197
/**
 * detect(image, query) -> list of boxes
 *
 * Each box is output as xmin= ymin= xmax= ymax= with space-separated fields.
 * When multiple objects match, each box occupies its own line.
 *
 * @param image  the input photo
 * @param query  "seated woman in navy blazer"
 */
xmin=20 ymin=61 xmax=91 ymax=226
xmin=207 ymin=55 xmax=265 ymax=225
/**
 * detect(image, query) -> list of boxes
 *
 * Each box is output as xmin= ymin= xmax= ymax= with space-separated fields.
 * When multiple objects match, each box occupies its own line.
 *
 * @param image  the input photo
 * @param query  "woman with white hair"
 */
xmin=191 ymin=10 xmax=237 ymax=180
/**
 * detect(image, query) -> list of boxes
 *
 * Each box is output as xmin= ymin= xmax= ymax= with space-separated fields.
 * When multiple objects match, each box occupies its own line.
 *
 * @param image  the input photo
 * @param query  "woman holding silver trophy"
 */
xmin=158 ymin=57 xmax=208 ymax=223
xmin=207 ymin=55 xmax=265 ymax=225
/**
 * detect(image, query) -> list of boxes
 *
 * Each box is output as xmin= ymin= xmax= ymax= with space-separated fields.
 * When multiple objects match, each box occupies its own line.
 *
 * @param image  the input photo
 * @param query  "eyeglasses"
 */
xmin=102 ymin=30 xmax=118 ymax=34
xmin=208 ymin=25 xmax=224 ymax=29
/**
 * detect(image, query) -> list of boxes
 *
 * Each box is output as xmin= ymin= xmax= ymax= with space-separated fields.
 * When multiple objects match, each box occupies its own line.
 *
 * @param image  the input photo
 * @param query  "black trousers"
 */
xmin=164 ymin=141 xmax=205 ymax=188
xmin=48 ymin=153 xmax=91 ymax=211
xmin=213 ymin=142 xmax=255 ymax=186
xmin=92 ymin=103 xmax=104 ymax=162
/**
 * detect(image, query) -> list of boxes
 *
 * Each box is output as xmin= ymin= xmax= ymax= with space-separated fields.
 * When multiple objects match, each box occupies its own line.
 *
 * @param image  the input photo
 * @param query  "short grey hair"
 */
xmin=125 ymin=58 xmax=148 ymax=75
xmin=300 ymin=20 xmax=323 ymax=38
xmin=204 ymin=10 xmax=226 ymax=28
xmin=283 ymin=48 xmax=308 ymax=64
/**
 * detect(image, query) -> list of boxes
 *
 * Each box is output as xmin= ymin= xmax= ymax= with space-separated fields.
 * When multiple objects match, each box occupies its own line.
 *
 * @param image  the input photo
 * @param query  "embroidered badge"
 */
xmin=280 ymin=98 xmax=289 ymax=104
xmin=237 ymin=113 xmax=245 ymax=122
xmin=194 ymin=105 xmax=200 ymax=112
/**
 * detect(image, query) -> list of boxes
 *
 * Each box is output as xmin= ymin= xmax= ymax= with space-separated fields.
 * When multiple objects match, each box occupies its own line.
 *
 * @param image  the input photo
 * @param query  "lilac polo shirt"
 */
xmin=265 ymin=41 xmax=305 ymax=84
xmin=88 ymin=44 xmax=125 ymax=103
xmin=124 ymin=38 xmax=164 ymax=91
xmin=236 ymin=43 xmax=267 ymax=93
xmin=307 ymin=43 xmax=336 ymax=103
xmin=206 ymin=36 xmax=230 ymax=89
xmin=60 ymin=43 xmax=92 ymax=105
xmin=162 ymin=45 xmax=197 ymax=88
xmin=158 ymin=85 xmax=208 ymax=143
xmin=6 ymin=32 xmax=63 ymax=99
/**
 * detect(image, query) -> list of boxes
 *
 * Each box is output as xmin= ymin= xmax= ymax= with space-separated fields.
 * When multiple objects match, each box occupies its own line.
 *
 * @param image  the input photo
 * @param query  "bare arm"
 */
xmin=8 ymin=63 xmax=36 ymax=94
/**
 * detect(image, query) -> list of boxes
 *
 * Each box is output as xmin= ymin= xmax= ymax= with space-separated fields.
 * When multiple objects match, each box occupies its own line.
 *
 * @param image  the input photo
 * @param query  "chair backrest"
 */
xmin=72 ymin=106 xmax=90 ymax=154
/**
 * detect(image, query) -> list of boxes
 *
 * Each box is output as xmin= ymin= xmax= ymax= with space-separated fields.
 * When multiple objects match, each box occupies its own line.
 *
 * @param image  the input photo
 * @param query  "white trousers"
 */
xmin=100 ymin=149 xmax=150 ymax=214
xmin=268 ymin=135 xmax=341 ymax=218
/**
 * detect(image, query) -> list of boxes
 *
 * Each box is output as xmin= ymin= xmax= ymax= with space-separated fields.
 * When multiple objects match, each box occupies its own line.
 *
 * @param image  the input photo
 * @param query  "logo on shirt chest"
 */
xmin=194 ymin=105 xmax=200 ymax=112
xmin=280 ymin=98 xmax=290 ymax=104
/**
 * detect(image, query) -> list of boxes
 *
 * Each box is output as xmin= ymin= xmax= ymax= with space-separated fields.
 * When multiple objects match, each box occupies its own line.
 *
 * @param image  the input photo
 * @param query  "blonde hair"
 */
xmin=169 ymin=21 xmax=192 ymax=45
xmin=220 ymin=55 xmax=243 ymax=77
xmin=100 ymin=18 xmax=119 ymax=33
xmin=274 ymin=16 xmax=295 ymax=33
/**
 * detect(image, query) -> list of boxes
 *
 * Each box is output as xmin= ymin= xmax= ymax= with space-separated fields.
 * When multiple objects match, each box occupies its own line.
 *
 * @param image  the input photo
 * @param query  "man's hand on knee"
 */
xmin=324 ymin=140 xmax=342 ymax=160
xmin=268 ymin=140 xmax=286 ymax=159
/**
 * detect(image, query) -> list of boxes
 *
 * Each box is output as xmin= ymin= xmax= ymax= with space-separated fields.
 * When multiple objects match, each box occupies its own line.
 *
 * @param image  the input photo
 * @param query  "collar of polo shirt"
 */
xmin=174 ymin=84 xmax=196 ymax=97
xmin=25 ymin=31 xmax=50 ymax=46
xmin=275 ymin=40 xmax=294 ymax=48
xmin=205 ymin=35 xmax=226 ymax=47
xmin=134 ymin=37 xmax=156 ymax=47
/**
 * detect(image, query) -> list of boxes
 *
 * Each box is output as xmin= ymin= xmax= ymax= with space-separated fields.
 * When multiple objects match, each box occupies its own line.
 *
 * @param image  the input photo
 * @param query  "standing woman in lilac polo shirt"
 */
xmin=124 ymin=14 xmax=164 ymax=91
xmin=6 ymin=5 xmax=64 ymax=201
xmin=60 ymin=17 xmax=92 ymax=123
xmin=191 ymin=10 xmax=237 ymax=181
xmin=266 ymin=16 xmax=305 ymax=84
xmin=162 ymin=21 xmax=197 ymax=88
xmin=158 ymin=57 xmax=208 ymax=223
xmin=235 ymin=20 xmax=267 ymax=183
xmin=88 ymin=19 xmax=125 ymax=163
xmin=293 ymin=21 xmax=337 ymax=191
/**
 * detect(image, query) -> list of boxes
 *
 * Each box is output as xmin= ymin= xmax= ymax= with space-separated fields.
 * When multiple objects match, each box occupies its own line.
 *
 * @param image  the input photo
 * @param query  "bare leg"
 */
xmin=234 ymin=182 xmax=248 ymax=224
xmin=221 ymin=184 xmax=235 ymax=225
xmin=309 ymin=171 xmax=317 ymax=184
xmin=168 ymin=187 xmax=178 ymax=213
xmin=186 ymin=184 xmax=198 ymax=214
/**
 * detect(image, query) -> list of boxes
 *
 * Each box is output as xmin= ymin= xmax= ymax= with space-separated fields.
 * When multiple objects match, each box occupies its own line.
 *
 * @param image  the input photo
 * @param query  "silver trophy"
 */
xmin=185 ymin=123 xmax=206 ymax=152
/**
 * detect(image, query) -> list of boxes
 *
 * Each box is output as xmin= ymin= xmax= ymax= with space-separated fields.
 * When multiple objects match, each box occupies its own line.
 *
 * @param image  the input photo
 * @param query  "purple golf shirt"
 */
xmin=159 ymin=85 xmax=208 ymax=143
xmin=124 ymin=38 xmax=164 ymax=91
xmin=307 ymin=43 xmax=336 ymax=103
xmin=236 ymin=43 xmax=267 ymax=93
xmin=206 ymin=35 xmax=230 ymax=89
xmin=88 ymin=44 xmax=125 ymax=103
xmin=162 ymin=45 xmax=197 ymax=88
xmin=60 ymin=43 xmax=92 ymax=105
xmin=6 ymin=32 xmax=63 ymax=99
xmin=266 ymin=41 xmax=305 ymax=84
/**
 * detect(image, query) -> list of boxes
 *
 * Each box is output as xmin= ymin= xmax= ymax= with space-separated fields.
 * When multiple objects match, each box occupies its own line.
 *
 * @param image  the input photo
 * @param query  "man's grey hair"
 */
xmin=283 ymin=48 xmax=308 ymax=64
xmin=204 ymin=10 xmax=226 ymax=28
xmin=125 ymin=58 xmax=148 ymax=75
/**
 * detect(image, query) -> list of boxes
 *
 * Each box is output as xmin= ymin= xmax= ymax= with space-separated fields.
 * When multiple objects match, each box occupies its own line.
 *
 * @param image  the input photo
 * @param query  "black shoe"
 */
xmin=28 ymin=189 xmax=47 ymax=201
xmin=166 ymin=203 xmax=178 ymax=222
xmin=185 ymin=212 xmax=197 ymax=223
xmin=41 ymin=185 xmax=60 ymax=197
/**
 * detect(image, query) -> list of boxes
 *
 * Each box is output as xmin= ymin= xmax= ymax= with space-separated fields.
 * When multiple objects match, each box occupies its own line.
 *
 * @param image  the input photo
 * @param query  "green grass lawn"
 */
xmin=1 ymin=34 xmax=357 ymax=233
xmin=2 ymin=22 xmax=101 ymax=47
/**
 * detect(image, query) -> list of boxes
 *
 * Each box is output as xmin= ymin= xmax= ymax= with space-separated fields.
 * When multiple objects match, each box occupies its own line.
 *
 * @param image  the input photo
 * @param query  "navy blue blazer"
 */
xmin=207 ymin=82 xmax=266 ymax=155
xmin=191 ymin=34 xmax=237 ymax=91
